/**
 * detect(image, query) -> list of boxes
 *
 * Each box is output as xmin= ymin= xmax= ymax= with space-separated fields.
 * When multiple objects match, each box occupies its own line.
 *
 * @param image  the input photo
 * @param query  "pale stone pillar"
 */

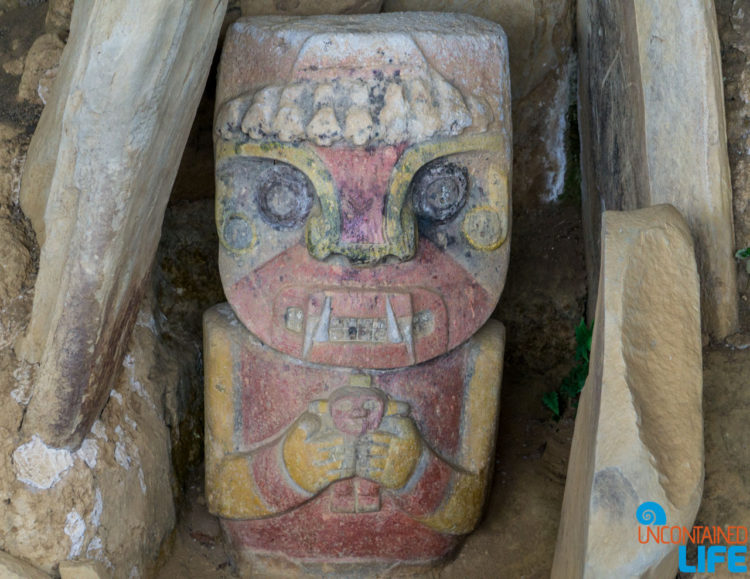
xmin=17 ymin=0 xmax=227 ymax=449
xmin=578 ymin=0 xmax=738 ymax=340
xmin=552 ymin=205 xmax=704 ymax=578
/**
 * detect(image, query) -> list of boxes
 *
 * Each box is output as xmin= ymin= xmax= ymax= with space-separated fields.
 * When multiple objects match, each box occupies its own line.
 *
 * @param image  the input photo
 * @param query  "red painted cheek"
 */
xmin=315 ymin=144 xmax=406 ymax=245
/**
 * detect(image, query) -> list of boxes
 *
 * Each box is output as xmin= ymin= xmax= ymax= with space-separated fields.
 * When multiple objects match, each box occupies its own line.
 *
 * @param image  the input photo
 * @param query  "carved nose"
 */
xmin=307 ymin=144 xmax=414 ymax=265
xmin=306 ymin=203 xmax=417 ymax=266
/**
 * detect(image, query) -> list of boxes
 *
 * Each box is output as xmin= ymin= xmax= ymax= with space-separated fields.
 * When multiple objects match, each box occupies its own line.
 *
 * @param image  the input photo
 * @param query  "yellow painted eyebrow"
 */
xmin=215 ymin=132 xmax=506 ymax=259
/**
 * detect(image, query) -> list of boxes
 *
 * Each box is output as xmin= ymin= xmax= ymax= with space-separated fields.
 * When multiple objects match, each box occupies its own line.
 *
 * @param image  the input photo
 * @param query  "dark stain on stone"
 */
xmin=592 ymin=467 xmax=638 ymax=519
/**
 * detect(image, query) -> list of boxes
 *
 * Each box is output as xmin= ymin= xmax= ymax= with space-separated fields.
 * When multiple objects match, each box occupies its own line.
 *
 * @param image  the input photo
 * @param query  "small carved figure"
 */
xmin=205 ymin=13 xmax=512 ymax=573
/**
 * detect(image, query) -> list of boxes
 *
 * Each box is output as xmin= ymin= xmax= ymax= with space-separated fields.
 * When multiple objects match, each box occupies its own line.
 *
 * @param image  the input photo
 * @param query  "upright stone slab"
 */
xmin=578 ymin=0 xmax=737 ymax=340
xmin=716 ymin=0 xmax=750 ymax=323
xmin=17 ymin=0 xmax=228 ymax=449
xmin=551 ymin=205 xmax=703 ymax=578
xmin=206 ymin=13 xmax=511 ymax=574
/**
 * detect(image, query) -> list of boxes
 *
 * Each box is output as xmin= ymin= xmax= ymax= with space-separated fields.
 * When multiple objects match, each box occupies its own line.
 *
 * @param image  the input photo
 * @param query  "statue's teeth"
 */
xmin=400 ymin=318 xmax=414 ymax=362
xmin=302 ymin=318 xmax=316 ymax=358
xmin=314 ymin=296 xmax=332 ymax=343
xmin=385 ymin=296 xmax=402 ymax=344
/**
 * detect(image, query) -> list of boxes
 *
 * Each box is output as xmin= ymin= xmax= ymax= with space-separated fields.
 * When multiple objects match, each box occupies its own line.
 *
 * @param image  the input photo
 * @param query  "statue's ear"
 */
xmin=308 ymin=400 xmax=328 ymax=415
xmin=385 ymin=400 xmax=410 ymax=416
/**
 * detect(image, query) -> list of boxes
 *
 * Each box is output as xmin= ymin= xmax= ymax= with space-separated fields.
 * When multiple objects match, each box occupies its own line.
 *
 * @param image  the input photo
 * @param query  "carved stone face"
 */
xmin=215 ymin=15 xmax=512 ymax=369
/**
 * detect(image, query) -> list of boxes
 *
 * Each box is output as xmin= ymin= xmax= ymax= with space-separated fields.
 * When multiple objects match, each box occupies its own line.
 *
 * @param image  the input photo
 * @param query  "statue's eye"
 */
xmin=257 ymin=164 xmax=314 ymax=229
xmin=411 ymin=160 xmax=469 ymax=223
xmin=222 ymin=212 xmax=255 ymax=251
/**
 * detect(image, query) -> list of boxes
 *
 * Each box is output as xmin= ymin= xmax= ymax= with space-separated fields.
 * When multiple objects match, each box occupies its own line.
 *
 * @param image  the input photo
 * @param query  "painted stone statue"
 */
xmin=204 ymin=13 xmax=512 ymax=574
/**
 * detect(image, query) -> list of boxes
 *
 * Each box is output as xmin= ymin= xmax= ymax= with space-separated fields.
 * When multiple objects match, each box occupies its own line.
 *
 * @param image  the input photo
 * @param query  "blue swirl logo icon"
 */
xmin=636 ymin=501 xmax=667 ymax=526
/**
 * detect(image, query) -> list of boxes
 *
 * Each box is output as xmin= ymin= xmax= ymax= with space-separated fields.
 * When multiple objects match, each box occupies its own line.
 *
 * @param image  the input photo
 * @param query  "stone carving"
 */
xmin=577 ymin=0 xmax=737 ymax=340
xmin=16 ymin=0 xmax=228 ymax=449
xmin=205 ymin=13 xmax=511 ymax=573
xmin=551 ymin=206 xmax=703 ymax=578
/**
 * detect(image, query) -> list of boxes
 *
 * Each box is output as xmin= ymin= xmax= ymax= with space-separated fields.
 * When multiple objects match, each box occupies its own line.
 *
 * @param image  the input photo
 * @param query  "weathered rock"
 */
xmin=0 ymin=219 xmax=30 ymax=306
xmin=58 ymin=559 xmax=108 ymax=579
xmin=383 ymin=0 xmax=575 ymax=206
xmin=241 ymin=0 xmax=382 ymax=16
xmin=45 ymin=0 xmax=74 ymax=38
xmin=3 ymin=58 xmax=24 ymax=76
xmin=578 ymin=0 xmax=738 ymax=340
xmin=0 ymin=124 xmax=26 ymax=211
xmin=1 ymin=296 xmax=177 ymax=576
xmin=0 ymin=550 xmax=49 ymax=579
xmin=17 ymin=33 xmax=64 ymax=104
xmin=551 ymin=205 xmax=703 ymax=578
xmin=16 ymin=0 xmax=228 ymax=449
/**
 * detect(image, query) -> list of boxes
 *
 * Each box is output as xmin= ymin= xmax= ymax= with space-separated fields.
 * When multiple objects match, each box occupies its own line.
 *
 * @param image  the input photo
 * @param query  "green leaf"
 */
xmin=574 ymin=318 xmax=593 ymax=362
xmin=736 ymin=247 xmax=750 ymax=260
xmin=543 ymin=391 xmax=560 ymax=417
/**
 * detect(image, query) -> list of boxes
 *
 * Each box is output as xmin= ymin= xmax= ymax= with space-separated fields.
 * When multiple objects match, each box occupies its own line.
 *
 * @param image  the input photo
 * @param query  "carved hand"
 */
xmin=282 ymin=412 xmax=355 ymax=494
xmin=355 ymin=414 xmax=422 ymax=489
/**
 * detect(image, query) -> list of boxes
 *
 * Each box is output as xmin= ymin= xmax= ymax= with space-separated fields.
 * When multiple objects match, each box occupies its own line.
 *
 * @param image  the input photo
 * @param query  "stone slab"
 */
xmin=716 ymin=0 xmax=750 ymax=328
xmin=58 ymin=559 xmax=108 ymax=579
xmin=0 ymin=551 xmax=50 ymax=579
xmin=578 ymin=0 xmax=737 ymax=340
xmin=16 ymin=0 xmax=227 ymax=449
xmin=551 ymin=205 xmax=703 ymax=578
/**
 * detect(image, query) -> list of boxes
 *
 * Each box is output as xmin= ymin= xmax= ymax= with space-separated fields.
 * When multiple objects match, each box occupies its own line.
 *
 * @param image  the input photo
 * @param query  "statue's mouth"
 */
xmin=272 ymin=288 xmax=447 ymax=367
xmin=226 ymin=240 xmax=494 ymax=369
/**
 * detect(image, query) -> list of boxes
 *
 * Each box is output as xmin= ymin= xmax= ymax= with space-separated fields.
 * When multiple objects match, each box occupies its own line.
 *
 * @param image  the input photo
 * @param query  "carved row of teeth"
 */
xmin=285 ymin=297 xmax=434 ymax=358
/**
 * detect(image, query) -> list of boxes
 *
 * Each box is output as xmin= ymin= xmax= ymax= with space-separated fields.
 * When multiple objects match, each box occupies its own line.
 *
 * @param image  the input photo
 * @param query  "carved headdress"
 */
xmin=216 ymin=14 xmax=508 ymax=147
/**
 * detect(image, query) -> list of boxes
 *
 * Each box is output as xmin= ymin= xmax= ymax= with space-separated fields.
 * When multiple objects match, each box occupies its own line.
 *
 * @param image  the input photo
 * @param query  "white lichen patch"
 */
xmin=114 ymin=425 xmax=131 ymax=470
xmin=114 ymin=443 xmax=131 ymax=470
xmin=138 ymin=466 xmax=147 ymax=495
xmin=85 ymin=535 xmax=113 ymax=570
xmin=91 ymin=420 xmax=107 ymax=441
xmin=90 ymin=488 xmax=103 ymax=528
xmin=135 ymin=306 xmax=158 ymax=335
xmin=13 ymin=435 xmax=74 ymax=489
xmin=543 ymin=56 xmax=573 ymax=203
xmin=109 ymin=389 xmax=123 ymax=405
xmin=76 ymin=438 xmax=98 ymax=469
xmin=64 ymin=510 xmax=86 ymax=559
xmin=124 ymin=414 xmax=138 ymax=431
xmin=10 ymin=362 xmax=33 ymax=406
xmin=123 ymin=354 xmax=156 ymax=410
